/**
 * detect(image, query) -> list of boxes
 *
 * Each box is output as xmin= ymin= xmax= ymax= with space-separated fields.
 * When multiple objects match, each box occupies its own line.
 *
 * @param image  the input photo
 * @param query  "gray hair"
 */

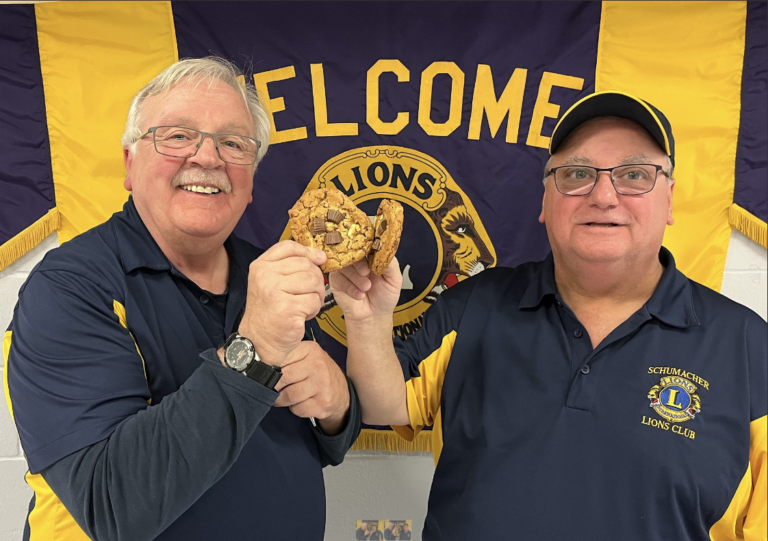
xmin=121 ymin=56 xmax=270 ymax=165
xmin=542 ymin=156 xmax=675 ymax=185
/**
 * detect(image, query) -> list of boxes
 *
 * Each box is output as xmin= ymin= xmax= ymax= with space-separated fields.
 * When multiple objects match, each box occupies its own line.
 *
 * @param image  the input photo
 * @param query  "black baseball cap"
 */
xmin=549 ymin=91 xmax=675 ymax=167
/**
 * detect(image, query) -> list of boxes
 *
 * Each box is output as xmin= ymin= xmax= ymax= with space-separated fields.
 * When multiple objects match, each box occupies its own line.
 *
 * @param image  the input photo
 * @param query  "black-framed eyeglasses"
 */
xmin=546 ymin=164 xmax=670 ymax=196
xmin=137 ymin=126 xmax=261 ymax=165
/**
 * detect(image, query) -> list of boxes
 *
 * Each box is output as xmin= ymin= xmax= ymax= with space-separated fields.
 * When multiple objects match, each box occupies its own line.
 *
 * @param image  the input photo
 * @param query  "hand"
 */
xmin=273 ymin=341 xmax=350 ymax=434
xmin=238 ymin=240 xmax=327 ymax=367
xmin=329 ymin=257 xmax=402 ymax=323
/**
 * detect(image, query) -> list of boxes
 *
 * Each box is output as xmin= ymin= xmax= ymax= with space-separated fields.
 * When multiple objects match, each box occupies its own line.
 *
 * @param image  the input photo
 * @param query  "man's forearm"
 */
xmin=345 ymin=315 xmax=409 ymax=426
xmin=41 ymin=354 xmax=277 ymax=541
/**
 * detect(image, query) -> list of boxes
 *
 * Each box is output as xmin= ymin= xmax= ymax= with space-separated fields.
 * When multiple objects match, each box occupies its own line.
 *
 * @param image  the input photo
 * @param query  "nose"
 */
xmin=189 ymin=133 xmax=224 ymax=168
xmin=588 ymin=170 xmax=618 ymax=208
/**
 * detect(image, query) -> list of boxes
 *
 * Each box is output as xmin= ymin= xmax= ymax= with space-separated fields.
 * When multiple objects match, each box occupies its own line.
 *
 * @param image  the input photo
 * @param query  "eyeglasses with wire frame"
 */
xmin=547 ymin=164 xmax=670 ymax=196
xmin=137 ymin=126 xmax=262 ymax=165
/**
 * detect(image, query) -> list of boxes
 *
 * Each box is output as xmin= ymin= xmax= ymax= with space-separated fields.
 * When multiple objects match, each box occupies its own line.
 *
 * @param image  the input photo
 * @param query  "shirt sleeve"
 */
xmin=39 ymin=352 xmax=277 ymax=541
xmin=305 ymin=318 xmax=362 ymax=466
xmin=311 ymin=376 xmax=362 ymax=467
xmin=6 ymin=268 xmax=279 ymax=541
xmin=711 ymin=313 xmax=768 ymax=541
xmin=7 ymin=268 xmax=157 ymax=472
xmin=390 ymin=277 xmax=476 ymax=441
xmin=744 ymin=315 xmax=767 ymax=540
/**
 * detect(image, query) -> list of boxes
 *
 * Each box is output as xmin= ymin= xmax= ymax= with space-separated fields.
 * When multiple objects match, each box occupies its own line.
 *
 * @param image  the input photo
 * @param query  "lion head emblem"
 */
xmin=425 ymin=187 xmax=495 ymax=302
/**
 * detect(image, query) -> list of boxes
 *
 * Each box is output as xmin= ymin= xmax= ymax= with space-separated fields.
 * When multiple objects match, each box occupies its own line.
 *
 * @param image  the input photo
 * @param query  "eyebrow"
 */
xmin=559 ymin=156 xmax=594 ymax=166
xmin=619 ymin=154 xmax=654 ymax=164
xmin=557 ymin=154 xmax=659 ymax=167
xmin=159 ymin=116 xmax=253 ymax=136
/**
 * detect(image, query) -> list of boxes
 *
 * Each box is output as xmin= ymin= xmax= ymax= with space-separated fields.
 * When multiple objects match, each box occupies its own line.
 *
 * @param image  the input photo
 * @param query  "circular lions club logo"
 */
xmin=647 ymin=376 xmax=702 ymax=423
xmin=280 ymin=146 xmax=496 ymax=346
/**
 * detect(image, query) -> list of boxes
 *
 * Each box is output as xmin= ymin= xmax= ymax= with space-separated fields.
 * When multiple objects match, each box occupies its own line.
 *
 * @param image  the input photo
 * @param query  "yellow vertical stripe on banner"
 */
xmin=35 ymin=1 xmax=178 ymax=244
xmin=597 ymin=1 xmax=746 ymax=292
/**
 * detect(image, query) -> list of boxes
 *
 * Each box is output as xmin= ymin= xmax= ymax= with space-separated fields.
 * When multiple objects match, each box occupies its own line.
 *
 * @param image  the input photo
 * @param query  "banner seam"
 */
xmin=166 ymin=0 xmax=179 ymax=63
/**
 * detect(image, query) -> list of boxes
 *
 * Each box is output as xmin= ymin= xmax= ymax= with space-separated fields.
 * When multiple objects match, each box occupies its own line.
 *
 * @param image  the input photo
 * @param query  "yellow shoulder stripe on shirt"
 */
xmin=4 ymin=332 xmax=91 ymax=539
xmin=710 ymin=415 xmax=767 ymax=540
xmin=392 ymin=330 xmax=456 ymax=465
xmin=113 ymin=300 xmax=151 ymax=405
xmin=26 ymin=471 xmax=91 ymax=541
xmin=3 ymin=331 xmax=16 ymax=422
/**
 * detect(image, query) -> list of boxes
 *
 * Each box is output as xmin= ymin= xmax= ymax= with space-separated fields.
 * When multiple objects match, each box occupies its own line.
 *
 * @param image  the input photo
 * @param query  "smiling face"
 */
xmin=123 ymin=78 xmax=256 ymax=249
xmin=539 ymin=116 xmax=674 ymax=268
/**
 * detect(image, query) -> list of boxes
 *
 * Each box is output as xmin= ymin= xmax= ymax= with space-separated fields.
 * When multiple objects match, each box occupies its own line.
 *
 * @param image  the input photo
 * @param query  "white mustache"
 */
xmin=171 ymin=168 xmax=232 ymax=194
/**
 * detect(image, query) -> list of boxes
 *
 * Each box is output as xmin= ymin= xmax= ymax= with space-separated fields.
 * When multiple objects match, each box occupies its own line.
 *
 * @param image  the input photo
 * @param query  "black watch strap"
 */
xmin=222 ymin=332 xmax=282 ymax=390
xmin=244 ymin=359 xmax=282 ymax=390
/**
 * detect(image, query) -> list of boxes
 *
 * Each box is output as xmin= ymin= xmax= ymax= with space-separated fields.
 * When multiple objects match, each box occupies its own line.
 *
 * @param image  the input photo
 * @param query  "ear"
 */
xmin=123 ymin=147 xmax=134 ymax=191
xmin=666 ymin=180 xmax=675 ymax=226
xmin=538 ymin=186 xmax=547 ymax=224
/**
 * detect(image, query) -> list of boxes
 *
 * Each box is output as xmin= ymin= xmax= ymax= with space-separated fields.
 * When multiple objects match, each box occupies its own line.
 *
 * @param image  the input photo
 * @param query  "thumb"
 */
xmin=306 ymin=247 xmax=327 ymax=267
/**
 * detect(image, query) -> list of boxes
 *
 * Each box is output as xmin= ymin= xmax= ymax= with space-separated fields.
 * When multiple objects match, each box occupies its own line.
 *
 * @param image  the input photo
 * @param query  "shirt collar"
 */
xmin=645 ymin=247 xmax=700 ymax=328
xmin=518 ymin=247 xmax=699 ymax=329
xmin=518 ymin=252 xmax=558 ymax=309
xmin=115 ymin=196 xmax=172 ymax=273
xmin=115 ymin=196 xmax=254 ymax=275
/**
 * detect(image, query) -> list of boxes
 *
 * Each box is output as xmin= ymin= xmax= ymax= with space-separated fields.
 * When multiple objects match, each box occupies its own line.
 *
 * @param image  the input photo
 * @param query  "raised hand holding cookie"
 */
xmin=238 ymin=240 xmax=327 ymax=367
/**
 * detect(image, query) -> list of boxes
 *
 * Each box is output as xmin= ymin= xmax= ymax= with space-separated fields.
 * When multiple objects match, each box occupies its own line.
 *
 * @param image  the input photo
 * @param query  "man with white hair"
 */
xmin=332 ymin=92 xmax=767 ymax=540
xmin=4 ymin=57 xmax=360 ymax=540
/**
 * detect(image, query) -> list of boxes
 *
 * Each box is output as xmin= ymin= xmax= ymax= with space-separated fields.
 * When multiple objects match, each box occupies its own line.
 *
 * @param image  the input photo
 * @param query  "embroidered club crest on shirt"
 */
xmin=647 ymin=376 xmax=702 ymax=423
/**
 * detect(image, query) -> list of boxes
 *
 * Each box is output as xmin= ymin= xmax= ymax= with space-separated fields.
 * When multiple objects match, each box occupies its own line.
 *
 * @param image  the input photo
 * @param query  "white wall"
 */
xmin=0 ymin=230 xmax=765 ymax=541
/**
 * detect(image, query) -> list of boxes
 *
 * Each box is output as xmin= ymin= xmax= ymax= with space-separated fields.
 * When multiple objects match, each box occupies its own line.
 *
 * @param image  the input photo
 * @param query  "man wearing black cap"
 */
xmin=331 ymin=91 xmax=767 ymax=540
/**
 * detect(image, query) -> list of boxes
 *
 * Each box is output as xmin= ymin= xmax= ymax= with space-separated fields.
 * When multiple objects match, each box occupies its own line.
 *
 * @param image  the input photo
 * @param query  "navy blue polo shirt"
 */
xmin=392 ymin=248 xmax=767 ymax=540
xmin=4 ymin=198 xmax=356 ymax=540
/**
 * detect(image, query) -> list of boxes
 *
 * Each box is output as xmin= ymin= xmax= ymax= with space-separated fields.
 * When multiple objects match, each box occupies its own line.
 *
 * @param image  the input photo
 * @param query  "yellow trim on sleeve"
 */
xmin=113 ymin=300 xmax=151 ymax=404
xmin=3 ymin=331 xmax=15 ymax=422
xmin=710 ymin=415 xmax=767 ymax=540
xmin=391 ymin=330 xmax=455 ymax=464
xmin=26 ymin=471 xmax=91 ymax=541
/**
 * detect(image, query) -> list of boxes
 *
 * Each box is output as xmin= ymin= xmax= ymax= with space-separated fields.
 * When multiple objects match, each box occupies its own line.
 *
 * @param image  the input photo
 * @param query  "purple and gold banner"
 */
xmin=732 ymin=1 xmax=767 ymax=247
xmin=0 ymin=6 xmax=58 ymax=266
xmin=0 ymin=1 xmax=766 ymax=450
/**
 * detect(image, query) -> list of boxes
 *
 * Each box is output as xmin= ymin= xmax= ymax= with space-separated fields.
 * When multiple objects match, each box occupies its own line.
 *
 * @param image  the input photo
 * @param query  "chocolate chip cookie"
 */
xmin=368 ymin=199 xmax=404 ymax=275
xmin=288 ymin=188 xmax=374 ymax=273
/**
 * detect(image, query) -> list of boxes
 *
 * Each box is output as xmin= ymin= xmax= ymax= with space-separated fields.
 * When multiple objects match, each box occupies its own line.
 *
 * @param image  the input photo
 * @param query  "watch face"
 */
xmin=225 ymin=339 xmax=253 ymax=372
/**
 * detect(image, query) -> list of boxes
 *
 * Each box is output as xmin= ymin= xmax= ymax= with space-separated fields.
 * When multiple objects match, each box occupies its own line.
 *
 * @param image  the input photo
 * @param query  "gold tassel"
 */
xmin=729 ymin=204 xmax=767 ymax=248
xmin=351 ymin=429 xmax=433 ymax=453
xmin=0 ymin=208 xmax=61 ymax=272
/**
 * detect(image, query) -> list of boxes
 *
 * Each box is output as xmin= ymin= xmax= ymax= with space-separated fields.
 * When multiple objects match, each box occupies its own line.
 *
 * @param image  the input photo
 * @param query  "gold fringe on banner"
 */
xmin=0 ymin=208 xmax=61 ymax=272
xmin=729 ymin=204 xmax=767 ymax=248
xmin=351 ymin=429 xmax=432 ymax=453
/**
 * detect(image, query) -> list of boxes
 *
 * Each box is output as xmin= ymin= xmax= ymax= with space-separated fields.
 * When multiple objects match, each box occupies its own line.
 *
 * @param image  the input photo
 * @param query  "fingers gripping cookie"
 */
xmin=368 ymin=199 xmax=404 ymax=275
xmin=288 ymin=188 xmax=374 ymax=273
